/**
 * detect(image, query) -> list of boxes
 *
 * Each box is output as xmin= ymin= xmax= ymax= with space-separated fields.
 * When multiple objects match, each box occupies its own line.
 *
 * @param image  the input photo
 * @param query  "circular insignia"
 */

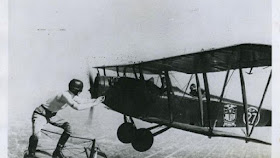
xmin=243 ymin=107 xmax=260 ymax=126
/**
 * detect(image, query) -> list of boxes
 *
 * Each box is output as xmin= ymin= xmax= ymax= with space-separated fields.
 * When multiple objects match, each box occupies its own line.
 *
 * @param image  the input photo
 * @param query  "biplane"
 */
xmin=89 ymin=43 xmax=271 ymax=152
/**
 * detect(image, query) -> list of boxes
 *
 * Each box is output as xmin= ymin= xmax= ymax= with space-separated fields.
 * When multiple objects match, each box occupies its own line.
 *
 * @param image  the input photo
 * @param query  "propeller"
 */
xmin=87 ymin=70 xmax=100 ymax=125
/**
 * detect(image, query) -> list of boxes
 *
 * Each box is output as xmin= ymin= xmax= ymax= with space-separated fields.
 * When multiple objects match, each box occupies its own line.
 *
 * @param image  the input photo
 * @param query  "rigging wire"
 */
xmin=223 ymin=70 xmax=235 ymax=98
xmin=170 ymin=73 xmax=183 ymax=89
xmin=177 ymin=74 xmax=194 ymax=105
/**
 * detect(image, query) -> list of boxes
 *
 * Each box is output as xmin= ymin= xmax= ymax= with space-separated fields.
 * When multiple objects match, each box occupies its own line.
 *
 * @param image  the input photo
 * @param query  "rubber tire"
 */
xmin=131 ymin=128 xmax=154 ymax=152
xmin=117 ymin=123 xmax=136 ymax=144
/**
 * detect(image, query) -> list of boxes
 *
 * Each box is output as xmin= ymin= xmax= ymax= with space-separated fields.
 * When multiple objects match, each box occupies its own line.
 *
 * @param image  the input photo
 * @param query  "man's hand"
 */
xmin=97 ymin=96 xmax=105 ymax=102
xmin=91 ymin=96 xmax=105 ymax=107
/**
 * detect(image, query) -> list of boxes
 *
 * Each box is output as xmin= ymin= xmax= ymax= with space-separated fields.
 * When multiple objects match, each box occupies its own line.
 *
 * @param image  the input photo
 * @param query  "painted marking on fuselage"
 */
xmin=243 ymin=107 xmax=260 ymax=126
xmin=223 ymin=104 xmax=237 ymax=127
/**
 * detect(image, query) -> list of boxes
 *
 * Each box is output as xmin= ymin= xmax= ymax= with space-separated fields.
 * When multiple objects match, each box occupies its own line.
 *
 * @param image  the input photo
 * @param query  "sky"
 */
xmin=9 ymin=0 xmax=271 ymax=113
xmin=4 ymin=0 xmax=280 ymax=157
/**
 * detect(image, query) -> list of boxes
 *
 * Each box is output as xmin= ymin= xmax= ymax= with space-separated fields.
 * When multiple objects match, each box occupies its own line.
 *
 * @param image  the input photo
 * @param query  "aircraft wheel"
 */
xmin=131 ymin=128 xmax=154 ymax=152
xmin=117 ymin=123 xmax=136 ymax=144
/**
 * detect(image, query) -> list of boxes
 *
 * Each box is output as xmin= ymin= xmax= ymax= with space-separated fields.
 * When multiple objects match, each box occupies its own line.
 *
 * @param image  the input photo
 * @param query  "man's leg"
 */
xmin=26 ymin=112 xmax=47 ymax=157
xmin=49 ymin=116 xmax=72 ymax=158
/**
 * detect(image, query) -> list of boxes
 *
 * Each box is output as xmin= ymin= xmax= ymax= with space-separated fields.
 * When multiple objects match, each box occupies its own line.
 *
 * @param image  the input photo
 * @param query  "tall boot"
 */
xmin=52 ymin=132 xmax=70 ymax=158
xmin=24 ymin=135 xmax=38 ymax=158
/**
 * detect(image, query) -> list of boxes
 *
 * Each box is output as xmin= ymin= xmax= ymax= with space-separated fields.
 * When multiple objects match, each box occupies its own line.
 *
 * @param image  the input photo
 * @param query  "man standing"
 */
xmin=24 ymin=79 xmax=105 ymax=158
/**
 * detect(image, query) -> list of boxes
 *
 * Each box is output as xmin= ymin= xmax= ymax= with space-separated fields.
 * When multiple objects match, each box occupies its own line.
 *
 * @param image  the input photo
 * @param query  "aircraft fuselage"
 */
xmin=94 ymin=76 xmax=271 ymax=128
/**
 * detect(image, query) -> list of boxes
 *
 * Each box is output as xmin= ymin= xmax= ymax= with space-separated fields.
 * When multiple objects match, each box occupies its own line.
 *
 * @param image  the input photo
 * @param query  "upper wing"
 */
xmin=95 ymin=43 xmax=271 ymax=74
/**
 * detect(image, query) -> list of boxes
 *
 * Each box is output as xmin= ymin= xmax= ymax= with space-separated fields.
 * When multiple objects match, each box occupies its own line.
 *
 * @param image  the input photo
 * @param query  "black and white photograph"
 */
xmin=2 ymin=0 xmax=280 ymax=158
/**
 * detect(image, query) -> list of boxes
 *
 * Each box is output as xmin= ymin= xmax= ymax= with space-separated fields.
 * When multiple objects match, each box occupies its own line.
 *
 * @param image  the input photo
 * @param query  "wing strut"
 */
xmin=239 ymin=68 xmax=249 ymax=138
xmin=103 ymin=67 xmax=106 ymax=76
xmin=195 ymin=74 xmax=204 ymax=127
xmin=164 ymin=71 xmax=174 ymax=123
xmin=116 ymin=66 xmax=119 ymax=77
xmin=219 ymin=70 xmax=230 ymax=103
xmin=212 ymin=70 xmax=231 ymax=129
xmin=123 ymin=67 xmax=127 ymax=77
xmin=203 ymin=73 xmax=212 ymax=132
xmin=249 ymin=71 xmax=272 ymax=136
xmin=178 ymin=74 xmax=193 ymax=106
xmin=132 ymin=65 xmax=138 ymax=79
xmin=138 ymin=64 xmax=145 ymax=80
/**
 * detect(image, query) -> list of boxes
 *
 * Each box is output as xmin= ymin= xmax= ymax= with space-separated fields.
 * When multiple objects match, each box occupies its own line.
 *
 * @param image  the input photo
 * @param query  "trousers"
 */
xmin=32 ymin=105 xmax=72 ymax=137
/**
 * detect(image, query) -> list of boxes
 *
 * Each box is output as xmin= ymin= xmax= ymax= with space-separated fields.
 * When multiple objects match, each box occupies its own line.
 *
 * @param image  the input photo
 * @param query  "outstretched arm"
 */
xmin=61 ymin=93 xmax=105 ymax=110
xmin=73 ymin=96 xmax=105 ymax=106
xmin=70 ymin=102 xmax=94 ymax=111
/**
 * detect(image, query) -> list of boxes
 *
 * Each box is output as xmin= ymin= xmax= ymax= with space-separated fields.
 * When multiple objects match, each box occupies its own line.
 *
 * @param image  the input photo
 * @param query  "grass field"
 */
xmin=8 ymin=104 xmax=271 ymax=158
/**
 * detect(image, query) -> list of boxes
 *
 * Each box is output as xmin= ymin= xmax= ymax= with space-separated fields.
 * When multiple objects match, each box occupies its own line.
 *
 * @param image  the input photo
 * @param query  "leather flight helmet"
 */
xmin=190 ymin=83 xmax=196 ymax=90
xmin=69 ymin=79 xmax=83 ymax=95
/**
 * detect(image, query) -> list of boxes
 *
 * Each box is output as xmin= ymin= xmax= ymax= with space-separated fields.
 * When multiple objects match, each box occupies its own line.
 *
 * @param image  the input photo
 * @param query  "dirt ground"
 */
xmin=8 ymin=105 xmax=271 ymax=158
